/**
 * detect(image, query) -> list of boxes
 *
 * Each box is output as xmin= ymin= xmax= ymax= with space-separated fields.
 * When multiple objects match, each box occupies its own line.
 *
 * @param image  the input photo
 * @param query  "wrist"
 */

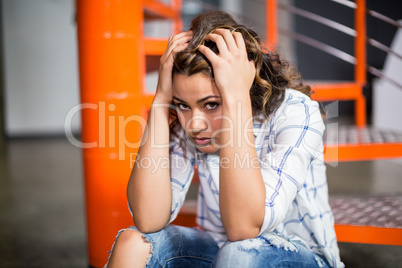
xmin=153 ymin=91 xmax=172 ymax=106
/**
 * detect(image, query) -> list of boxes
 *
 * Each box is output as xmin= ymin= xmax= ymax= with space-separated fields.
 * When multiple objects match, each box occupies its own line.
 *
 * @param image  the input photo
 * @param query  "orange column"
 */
xmin=355 ymin=0 xmax=366 ymax=127
xmin=77 ymin=1 xmax=146 ymax=267
xmin=266 ymin=0 xmax=278 ymax=50
xmin=173 ymin=0 xmax=183 ymax=34
xmin=355 ymin=0 xmax=366 ymax=85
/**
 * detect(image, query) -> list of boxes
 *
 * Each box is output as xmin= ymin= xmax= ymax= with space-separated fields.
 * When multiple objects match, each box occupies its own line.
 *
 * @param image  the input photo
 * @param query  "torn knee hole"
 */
xmin=238 ymin=239 xmax=264 ymax=252
xmin=141 ymin=234 xmax=152 ymax=256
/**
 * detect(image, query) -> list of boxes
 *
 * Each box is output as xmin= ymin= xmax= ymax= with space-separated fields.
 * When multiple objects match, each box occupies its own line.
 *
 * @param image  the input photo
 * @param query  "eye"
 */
xmin=175 ymin=103 xmax=190 ymax=110
xmin=205 ymin=102 xmax=219 ymax=110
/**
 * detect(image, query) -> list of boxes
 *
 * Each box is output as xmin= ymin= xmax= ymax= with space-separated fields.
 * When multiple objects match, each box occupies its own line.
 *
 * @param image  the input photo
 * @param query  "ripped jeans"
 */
xmin=107 ymin=225 xmax=330 ymax=268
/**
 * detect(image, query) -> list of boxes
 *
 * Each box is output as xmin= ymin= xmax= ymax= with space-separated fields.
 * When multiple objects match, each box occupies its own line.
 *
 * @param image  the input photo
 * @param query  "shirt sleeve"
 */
xmin=258 ymin=92 xmax=325 ymax=235
xmin=166 ymin=129 xmax=196 ymax=225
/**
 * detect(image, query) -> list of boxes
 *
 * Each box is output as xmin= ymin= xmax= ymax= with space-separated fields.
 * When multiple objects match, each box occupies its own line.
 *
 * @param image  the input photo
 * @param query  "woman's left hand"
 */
xmin=198 ymin=29 xmax=256 ymax=104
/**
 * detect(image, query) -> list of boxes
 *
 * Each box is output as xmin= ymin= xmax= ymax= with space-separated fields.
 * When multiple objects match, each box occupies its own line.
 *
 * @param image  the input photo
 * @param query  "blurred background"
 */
xmin=0 ymin=0 xmax=401 ymax=267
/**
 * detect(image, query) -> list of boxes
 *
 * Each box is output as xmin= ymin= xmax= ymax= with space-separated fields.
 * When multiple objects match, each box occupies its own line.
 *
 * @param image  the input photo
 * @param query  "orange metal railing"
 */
xmin=269 ymin=0 xmax=402 ymax=162
xmin=266 ymin=0 xmax=367 ymax=126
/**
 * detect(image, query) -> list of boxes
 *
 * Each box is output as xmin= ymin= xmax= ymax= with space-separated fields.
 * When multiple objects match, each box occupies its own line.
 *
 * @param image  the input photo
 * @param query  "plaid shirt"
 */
xmin=167 ymin=89 xmax=343 ymax=267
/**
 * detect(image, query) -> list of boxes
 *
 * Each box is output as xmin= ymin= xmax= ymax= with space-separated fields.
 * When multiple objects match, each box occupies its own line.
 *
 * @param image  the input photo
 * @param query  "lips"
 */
xmin=193 ymin=137 xmax=212 ymax=145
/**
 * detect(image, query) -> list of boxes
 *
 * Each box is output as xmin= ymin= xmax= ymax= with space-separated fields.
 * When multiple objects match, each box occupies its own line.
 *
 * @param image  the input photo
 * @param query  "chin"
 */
xmin=196 ymin=144 xmax=220 ymax=154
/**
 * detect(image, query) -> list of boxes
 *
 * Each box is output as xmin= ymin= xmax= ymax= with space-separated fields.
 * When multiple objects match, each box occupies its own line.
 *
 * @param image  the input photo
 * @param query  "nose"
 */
xmin=189 ymin=113 xmax=209 ymax=133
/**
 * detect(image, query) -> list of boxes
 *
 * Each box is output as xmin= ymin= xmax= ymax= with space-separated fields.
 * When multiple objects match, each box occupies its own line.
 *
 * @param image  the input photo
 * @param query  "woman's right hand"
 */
xmin=154 ymin=31 xmax=193 ymax=104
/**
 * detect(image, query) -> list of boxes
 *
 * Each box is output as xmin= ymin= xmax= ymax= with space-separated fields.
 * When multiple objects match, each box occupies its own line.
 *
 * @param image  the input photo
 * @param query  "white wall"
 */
xmin=373 ymin=21 xmax=402 ymax=132
xmin=2 ymin=0 xmax=80 ymax=136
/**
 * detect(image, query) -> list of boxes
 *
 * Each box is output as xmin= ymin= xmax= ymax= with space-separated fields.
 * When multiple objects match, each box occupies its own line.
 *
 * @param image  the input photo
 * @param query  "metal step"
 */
xmin=330 ymin=195 xmax=402 ymax=245
xmin=329 ymin=195 xmax=402 ymax=229
xmin=324 ymin=126 xmax=402 ymax=162
xmin=174 ymin=195 xmax=402 ymax=246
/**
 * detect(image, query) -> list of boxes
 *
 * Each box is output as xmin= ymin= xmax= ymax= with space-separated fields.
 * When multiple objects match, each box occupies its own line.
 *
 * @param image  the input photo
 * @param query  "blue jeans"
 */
xmin=108 ymin=225 xmax=330 ymax=268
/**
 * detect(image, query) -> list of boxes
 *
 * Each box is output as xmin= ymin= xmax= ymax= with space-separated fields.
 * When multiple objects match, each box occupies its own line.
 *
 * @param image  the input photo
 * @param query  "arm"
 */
xmin=198 ymin=29 xmax=266 ymax=241
xmin=127 ymin=31 xmax=192 ymax=233
xmin=219 ymin=91 xmax=266 ymax=241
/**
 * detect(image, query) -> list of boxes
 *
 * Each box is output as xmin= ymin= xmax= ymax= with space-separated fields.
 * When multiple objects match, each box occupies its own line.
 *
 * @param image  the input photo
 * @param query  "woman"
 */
xmin=106 ymin=11 xmax=343 ymax=268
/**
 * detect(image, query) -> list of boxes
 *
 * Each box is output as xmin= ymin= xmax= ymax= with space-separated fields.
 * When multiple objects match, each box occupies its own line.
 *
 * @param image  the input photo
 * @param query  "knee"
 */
xmin=214 ymin=239 xmax=268 ymax=267
xmin=106 ymin=229 xmax=151 ymax=267
xmin=214 ymin=240 xmax=252 ymax=267
xmin=114 ymin=229 xmax=148 ymax=250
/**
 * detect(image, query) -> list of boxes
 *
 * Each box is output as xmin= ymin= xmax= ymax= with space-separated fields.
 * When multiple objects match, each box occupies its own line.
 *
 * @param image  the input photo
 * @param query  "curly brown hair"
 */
xmin=169 ymin=10 xmax=311 ymax=151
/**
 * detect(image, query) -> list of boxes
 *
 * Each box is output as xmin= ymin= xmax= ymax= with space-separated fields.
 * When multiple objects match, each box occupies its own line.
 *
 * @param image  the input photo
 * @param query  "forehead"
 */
xmin=172 ymin=73 xmax=220 ymax=101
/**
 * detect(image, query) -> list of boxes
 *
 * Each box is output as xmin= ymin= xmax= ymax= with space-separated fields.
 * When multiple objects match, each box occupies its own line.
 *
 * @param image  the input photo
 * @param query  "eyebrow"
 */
xmin=172 ymin=95 xmax=221 ymax=104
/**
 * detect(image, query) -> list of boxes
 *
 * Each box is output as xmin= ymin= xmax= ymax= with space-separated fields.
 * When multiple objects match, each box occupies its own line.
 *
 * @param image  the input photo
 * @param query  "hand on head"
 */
xmin=155 ymin=31 xmax=193 ymax=104
xmin=198 ymin=28 xmax=256 ymax=103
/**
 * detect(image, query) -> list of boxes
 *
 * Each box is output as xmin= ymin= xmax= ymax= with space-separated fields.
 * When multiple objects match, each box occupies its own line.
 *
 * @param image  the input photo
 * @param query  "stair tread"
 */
xmin=329 ymin=195 xmax=402 ymax=228
xmin=181 ymin=195 xmax=402 ymax=229
xmin=324 ymin=125 xmax=402 ymax=145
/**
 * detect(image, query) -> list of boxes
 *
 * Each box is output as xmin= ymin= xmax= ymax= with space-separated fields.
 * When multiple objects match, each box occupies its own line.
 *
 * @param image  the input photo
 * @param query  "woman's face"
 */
xmin=172 ymin=73 xmax=222 ymax=154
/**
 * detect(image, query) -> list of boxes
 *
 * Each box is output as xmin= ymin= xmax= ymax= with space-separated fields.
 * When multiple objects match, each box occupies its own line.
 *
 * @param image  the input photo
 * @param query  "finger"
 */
xmin=163 ymin=34 xmax=192 ymax=61
xmin=160 ymin=44 xmax=189 ymax=77
xmin=162 ymin=42 xmax=189 ymax=66
xmin=205 ymin=33 xmax=229 ymax=57
xmin=172 ymin=42 xmax=189 ymax=54
xmin=168 ymin=31 xmax=193 ymax=46
xmin=213 ymin=29 xmax=238 ymax=52
xmin=165 ymin=31 xmax=193 ymax=54
xmin=168 ymin=35 xmax=192 ymax=51
xmin=233 ymin=31 xmax=247 ymax=52
xmin=198 ymin=44 xmax=219 ymax=62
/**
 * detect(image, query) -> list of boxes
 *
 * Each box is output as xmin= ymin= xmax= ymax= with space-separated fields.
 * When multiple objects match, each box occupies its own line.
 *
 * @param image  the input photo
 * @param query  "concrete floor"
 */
xmin=0 ymin=137 xmax=401 ymax=267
